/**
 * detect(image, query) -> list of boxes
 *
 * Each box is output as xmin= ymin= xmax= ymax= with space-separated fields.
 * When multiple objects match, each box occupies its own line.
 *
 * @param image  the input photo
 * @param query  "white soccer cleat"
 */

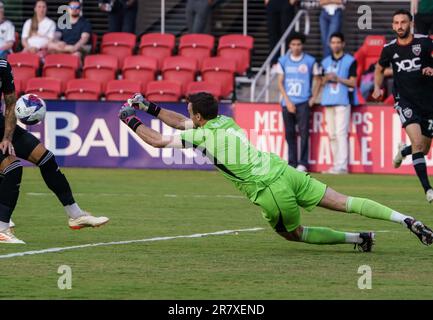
xmin=0 ymin=229 xmax=25 ymax=244
xmin=9 ymin=219 xmax=15 ymax=233
xmin=393 ymin=142 xmax=407 ymax=168
xmin=426 ymin=189 xmax=433 ymax=204
xmin=68 ymin=213 xmax=110 ymax=230
xmin=296 ymin=164 xmax=308 ymax=172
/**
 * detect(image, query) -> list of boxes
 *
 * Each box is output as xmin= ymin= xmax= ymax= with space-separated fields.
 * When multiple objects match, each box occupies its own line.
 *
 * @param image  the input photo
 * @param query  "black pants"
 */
xmin=281 ymin=101 xmax=310 ymax=168
xmin=186 ymin=0 xmax=212 ymax=34
xmin=0 ymin=115 xmax=40 ymax=163
xmin=108 ymin=7 xmax=137 ymax=33
xmin=266 ymin=1 xmax=295 ymax=65
xmin=415 ymin=13 xmax=433 ymax=35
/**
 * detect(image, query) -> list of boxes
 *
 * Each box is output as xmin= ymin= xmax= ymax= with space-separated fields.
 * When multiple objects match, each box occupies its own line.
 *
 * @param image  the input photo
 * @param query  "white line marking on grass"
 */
xmin=27 ymin=193 xmax=245 ymax=200
xmin=0 ymin=227 xmax=264 ymax=260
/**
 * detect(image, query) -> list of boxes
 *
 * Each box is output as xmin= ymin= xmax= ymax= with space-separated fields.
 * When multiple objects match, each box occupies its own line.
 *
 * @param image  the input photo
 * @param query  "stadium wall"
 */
xmin=24 ymin=101 xmax=421 ymax=174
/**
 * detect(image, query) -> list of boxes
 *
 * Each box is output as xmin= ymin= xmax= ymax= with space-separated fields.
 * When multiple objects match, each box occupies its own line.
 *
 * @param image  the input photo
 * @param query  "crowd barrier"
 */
xmin=22 ymin=100 xmax=423 ymax=175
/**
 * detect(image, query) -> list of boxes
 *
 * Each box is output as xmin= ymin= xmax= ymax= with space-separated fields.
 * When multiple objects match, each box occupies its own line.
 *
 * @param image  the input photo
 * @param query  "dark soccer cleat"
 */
xmin=404 ymin=218 xmax=433 ymax=246
xmin=355 ymin=232 xmax=375 ymax=252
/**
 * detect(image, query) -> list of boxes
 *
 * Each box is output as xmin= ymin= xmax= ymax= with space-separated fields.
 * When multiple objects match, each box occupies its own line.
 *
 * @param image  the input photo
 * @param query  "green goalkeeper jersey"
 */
xmin=180 ymin=115 xmax=287 ymax=201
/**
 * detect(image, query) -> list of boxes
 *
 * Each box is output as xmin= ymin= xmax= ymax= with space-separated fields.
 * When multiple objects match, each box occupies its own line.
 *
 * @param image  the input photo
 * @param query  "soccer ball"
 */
xmin=15 ymin=94 xmax=46 ymax=125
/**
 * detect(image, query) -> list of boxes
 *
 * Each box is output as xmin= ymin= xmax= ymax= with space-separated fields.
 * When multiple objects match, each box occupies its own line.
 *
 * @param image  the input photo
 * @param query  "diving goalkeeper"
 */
xmin=118 ymin=92 xmax=433 ymax=251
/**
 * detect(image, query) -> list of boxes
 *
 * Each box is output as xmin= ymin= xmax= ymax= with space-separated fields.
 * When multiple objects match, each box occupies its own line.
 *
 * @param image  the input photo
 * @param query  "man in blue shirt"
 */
xmin=277 ymin=32 xmax=321 ymax=172
xmin=320 ymin=32 xmax=358 ymax=174
xmin=48 ymin=1 xmax=92 ymax=57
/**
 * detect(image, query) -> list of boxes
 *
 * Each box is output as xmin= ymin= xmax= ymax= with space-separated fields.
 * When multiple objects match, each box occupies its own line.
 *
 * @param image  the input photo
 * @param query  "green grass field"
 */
xmin=1 ymin=167 xmax=433 ymax=299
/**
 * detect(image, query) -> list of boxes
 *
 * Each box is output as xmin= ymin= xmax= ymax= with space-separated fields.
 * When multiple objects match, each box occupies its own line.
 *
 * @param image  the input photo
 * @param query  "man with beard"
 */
xmin=373 ymin=9 xmax=433 ymax=203
xmin=48 ymin=0 xmax=92 ymax=57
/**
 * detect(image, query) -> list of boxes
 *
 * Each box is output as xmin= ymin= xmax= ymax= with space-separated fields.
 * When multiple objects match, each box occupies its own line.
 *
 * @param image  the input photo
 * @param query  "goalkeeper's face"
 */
xmin=188 ymin=102 xmax=202 ymax=127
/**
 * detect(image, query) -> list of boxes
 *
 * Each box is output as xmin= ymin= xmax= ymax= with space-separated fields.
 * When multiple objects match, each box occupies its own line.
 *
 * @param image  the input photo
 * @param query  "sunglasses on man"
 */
xmin=69 ymin=5 xmax=81 ymax=10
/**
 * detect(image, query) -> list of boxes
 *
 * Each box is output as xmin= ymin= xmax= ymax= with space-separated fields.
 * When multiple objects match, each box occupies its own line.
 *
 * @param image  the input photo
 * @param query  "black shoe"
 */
xmin=354 ymin=232 xmax=375 ymax=252
xmin=404 ymin=218 xmax=433 ymax=246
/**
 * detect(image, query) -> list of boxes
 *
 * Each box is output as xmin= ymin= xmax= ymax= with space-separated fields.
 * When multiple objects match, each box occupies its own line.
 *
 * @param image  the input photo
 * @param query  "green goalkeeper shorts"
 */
xmin=253 ymin=166 xmax=327 ymax=233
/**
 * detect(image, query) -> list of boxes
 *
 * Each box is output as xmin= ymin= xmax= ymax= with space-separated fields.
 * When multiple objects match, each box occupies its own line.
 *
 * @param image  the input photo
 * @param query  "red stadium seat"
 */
xmin=101 ymin=32 xmax=136 ymax=67
xmin=179 ymin=34 xmax=214 ymax=68
xmin=383 ymin=94 xmax=395 ymax=105
xmin=361 ymin=35 xmax=386 ymax=70
xmin=186 ymin=81 xmax=222 ymax=100
xmin=146 ymin=81 xmax=181 ymax=102
xmin=43 ymin=54 xmax=80 ymax=91
xmin=162 ymin=56 xmax=197 ymax=94
xmin=122 ymin=56 xmax=157 ymax=92
xmin=139 ymin=33 xmax=175 ymax=70
xmin=217 ymin=34 xmax=254 ymax=74
xmin=8 ymin=52 xmax=40 ymax=89
xmin=83 ymin=54 xmax=118 ymax=90
xmin=105 ymin=80 xmax=141 ymax=101
xmin=26 ymin=77 xmax=62 ymax=99
xmin=65 ymin=79 xmax=101 ymax=101
xmin=201 ymin=57 xmax=236 ymax=98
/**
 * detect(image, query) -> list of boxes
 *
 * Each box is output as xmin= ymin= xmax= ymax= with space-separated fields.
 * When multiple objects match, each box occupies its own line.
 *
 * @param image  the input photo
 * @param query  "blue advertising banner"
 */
xmin=23 ymin=101 xmax=233 ymax=169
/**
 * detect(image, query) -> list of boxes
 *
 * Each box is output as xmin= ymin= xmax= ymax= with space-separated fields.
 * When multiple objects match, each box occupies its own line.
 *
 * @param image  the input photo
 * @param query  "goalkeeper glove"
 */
xmin=118 ymin=103 xmax=143 ymax=132
xmin=127 ymin=93 xmax=161 ymax=117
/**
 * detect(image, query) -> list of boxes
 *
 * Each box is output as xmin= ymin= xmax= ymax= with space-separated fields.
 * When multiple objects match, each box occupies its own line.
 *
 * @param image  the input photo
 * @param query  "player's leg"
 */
xmin=0 ymin=154 xmax=24 ymax=243
xmin=27 ymin=143 xmax=109 ymax=229
xmin=323 ymin=107 xmax=338 ymax=173
xmin=318 ymin=186 xmax=433 ymax=246
xmin=282 ymin=106 xmax=298 ymax=168
xmin=404 ymin=123 xmax=433 ymax=198
xmin=260 ymin=168 xmax=373 ymax=251
xmin=12 ymin=127 xmax=109 ymax=229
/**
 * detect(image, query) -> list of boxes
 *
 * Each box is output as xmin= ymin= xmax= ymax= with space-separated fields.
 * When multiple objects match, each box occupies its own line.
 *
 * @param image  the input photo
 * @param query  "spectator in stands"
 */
xmin=48 ymin=1 xmax=92 ymax=57
xmin=0 ymin=1 xmax=16 ymax=58
xmin=266 ymin=0 xmax=298 ymax=70
xmin=277 ymin=32 xmax=321 ymax=173
xmin=186 ymin=0 xmax=214 ymax=34
xmin=359 ymin=63 xmax=392 ymax=101
xmin=319 ymin=0 xmax=346 ymax=57
xmin=319 ymin=32 xmax=357 ymax=174
xmin=21 ymin=0 xmax=55 ymax=58
xmin=98 ymin=0 xmax=137 ymax=33
xmin=413 ymin=0 xmax=433 ymax=35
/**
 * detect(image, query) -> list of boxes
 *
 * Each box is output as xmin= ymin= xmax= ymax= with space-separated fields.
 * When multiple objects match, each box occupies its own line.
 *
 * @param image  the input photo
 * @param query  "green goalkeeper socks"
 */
xmin=301 ymin=227 xmax=353 ymax=244
xmin=346 ymin=197 xmax=411 ymax=224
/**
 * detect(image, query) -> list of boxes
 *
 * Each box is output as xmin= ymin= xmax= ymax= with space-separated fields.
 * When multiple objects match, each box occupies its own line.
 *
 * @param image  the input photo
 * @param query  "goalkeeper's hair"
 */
xmin=187 ymin=92 xmax=218 ymax=120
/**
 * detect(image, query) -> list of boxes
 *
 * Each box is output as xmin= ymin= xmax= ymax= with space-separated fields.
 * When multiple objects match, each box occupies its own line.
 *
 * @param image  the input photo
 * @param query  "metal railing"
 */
xmin=250 ymin=9 xmax=310 ymax=103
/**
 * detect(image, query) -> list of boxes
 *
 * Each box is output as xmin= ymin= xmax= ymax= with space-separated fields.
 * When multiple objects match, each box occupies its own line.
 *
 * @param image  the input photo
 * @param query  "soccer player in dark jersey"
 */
xmin=373 ymin=9 xmax=433 ymax=203
xmin=0 ymin=60 xmax=24 ymax=243
xmin=0 ymin=59 xmax=109 ymax=243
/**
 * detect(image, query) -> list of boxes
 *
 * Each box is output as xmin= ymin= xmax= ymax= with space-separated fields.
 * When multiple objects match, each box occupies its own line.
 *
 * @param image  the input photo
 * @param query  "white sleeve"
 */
xmin=21 ymin=19 xmax=30 ymax=40
xmin=5 ymin=22 xmax=15 ymax=43
xmin=46 ymin=19 xmax=56 ymax=40
xmin=165 ymin=135 xmax=184 ymax=149
xmin=276 ymin=63 xmax=284 ymax=75
xmin=312 ymin=62 xmax=322 ymax=76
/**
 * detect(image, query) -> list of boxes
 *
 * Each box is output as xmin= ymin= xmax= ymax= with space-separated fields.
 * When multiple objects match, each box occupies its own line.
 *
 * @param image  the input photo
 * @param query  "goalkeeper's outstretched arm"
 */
xmin=128 ymin=93 xmax=194 ymax=130
xmin=119 ymin=103 xmax=184 ymax=148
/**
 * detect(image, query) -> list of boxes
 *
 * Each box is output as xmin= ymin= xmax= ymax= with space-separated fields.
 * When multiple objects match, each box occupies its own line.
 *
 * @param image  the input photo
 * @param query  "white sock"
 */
xmin=0 ymin=221 xmax=9 ymax=232
xmin=345 ymin=232 xmax=363 ymax=244
xmin=390 ymin=211 xmax=413 ymax=225
xmin=64 ymin=203 xmax=86 ymax=219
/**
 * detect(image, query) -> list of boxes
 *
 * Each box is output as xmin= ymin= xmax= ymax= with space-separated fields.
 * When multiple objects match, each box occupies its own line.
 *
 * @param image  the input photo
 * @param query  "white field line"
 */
xmin=0 ymin=227 xmax=264 ymax=260
xmin=26 ymin=192 xmax=245 ymax=199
